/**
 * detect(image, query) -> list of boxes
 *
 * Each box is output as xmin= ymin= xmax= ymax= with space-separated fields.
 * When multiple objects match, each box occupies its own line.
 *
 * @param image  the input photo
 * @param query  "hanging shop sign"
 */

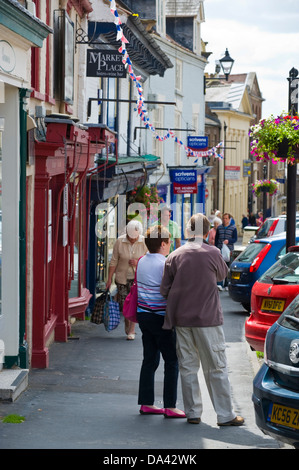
xmin=187 ymin=136 xmax=208 ymax=150
xmin=170 ymin=169 xmax=198 ymax=194
xmin=86 ymin=49 xmax=127 ymax=78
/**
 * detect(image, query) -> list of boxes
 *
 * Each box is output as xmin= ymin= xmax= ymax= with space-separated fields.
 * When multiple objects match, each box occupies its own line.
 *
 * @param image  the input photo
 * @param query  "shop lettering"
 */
xmin=86 ymin=49 xmax=126 ymax=77
xmin=174 ymin=172 xmax=195 ymax=177
xmin=89 ymin=52 xmax=122 ymax=70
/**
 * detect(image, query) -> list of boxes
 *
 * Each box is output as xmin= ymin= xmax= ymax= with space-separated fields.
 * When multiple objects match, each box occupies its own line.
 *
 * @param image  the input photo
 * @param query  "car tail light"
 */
xmin=249 ymin=243 xmax=271 ymax=272
xmin=267 ymin=219 xmax=279 ymax=237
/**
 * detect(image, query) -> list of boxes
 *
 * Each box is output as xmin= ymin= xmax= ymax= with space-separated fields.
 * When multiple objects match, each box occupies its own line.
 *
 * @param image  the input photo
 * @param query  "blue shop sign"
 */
xmin=169 ymin=169 xmax=198 ymax=194
xmin=187 ymin=136 xmax=208 ymax=149
xmin=169 ymin=169 xmax=197 ymax=184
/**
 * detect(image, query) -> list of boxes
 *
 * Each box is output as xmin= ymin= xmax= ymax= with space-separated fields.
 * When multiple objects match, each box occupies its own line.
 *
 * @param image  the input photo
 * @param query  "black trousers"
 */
xmin=137 ymin=312 xmax=179 ymax=408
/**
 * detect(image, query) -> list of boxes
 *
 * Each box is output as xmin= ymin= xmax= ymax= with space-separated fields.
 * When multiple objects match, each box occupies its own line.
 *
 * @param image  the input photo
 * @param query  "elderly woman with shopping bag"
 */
xmin=106 ymin=220 xmax=147 ymax=340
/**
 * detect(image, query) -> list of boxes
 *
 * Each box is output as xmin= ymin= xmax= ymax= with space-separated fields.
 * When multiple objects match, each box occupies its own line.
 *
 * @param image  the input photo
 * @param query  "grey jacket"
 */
xmin=160 ymin=239 xmax=228 ymax=329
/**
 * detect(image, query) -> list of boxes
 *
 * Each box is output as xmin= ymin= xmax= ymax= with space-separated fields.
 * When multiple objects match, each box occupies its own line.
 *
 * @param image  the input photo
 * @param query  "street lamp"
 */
xmin=219 ymin=48 xmax=235 ymax=81
xmin=206 ymin=48 xmax=235 ymax=86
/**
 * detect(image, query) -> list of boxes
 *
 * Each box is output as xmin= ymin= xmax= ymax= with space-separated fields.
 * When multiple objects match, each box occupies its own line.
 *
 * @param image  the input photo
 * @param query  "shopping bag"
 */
xmin=103 ymin=292 xmax=120 ymax=332
xmin=221 ymin=244 xmax=231 ymax=262
xmin=122 ymin=256 xmax=143 ymax=323
xmin=123 ymin=279 xmax=138 ymax=323
xmin=90 ymin=291 xmax=108 ymax=324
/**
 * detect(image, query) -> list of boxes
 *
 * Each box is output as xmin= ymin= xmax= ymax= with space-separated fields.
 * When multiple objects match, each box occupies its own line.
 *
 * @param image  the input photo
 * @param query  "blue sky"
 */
xmin=202 ymin=0 xmax=299 ymax=118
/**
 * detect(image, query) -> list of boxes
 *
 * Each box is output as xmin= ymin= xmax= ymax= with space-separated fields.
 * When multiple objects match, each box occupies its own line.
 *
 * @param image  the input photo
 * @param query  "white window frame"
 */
xmin=174 ymin=111 xmax=182 ymax=165
xmin=175 ymin=59 xmax=183 ymax=94
xmin=156 ymin=0 xmax=166 ymax=37
xmin=153 ymin=105 xmax=164 ymax=162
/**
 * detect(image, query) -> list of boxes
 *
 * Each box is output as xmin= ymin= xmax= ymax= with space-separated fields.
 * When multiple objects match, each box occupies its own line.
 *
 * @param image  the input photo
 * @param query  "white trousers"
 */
xmin=175 ymin=325 xmax=236 ymax=424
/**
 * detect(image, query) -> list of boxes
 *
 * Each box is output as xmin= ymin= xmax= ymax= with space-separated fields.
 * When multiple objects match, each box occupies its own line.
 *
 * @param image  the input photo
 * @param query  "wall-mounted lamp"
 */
xmin=206 ymin=48 xmax=235 ymax=85
xmin=219 ymin=49 xmax=235 ymax=81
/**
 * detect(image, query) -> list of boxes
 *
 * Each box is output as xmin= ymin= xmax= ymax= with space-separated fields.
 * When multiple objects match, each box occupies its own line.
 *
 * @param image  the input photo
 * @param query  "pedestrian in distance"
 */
xmin=241 ymin=214 xmax=249 ymax=230
xmin=215 ymin=213 xmax=238 ymax=290
xmin=106 ymin=220 xmax=147 ymax=340
xmin=137 ymin=225 xmax=186 ymax=419
xmin=248 ymin=212 xmax=256 ymax=226
xmin=153 ymin=204 xmax=181 ymax=253
xmin=208 ymin=216 xmax=222 ymax=246
xmin=256 ymin=211 xmax=264 ymax=227
xmin=160 ymin=213 xmax=244 ymax=427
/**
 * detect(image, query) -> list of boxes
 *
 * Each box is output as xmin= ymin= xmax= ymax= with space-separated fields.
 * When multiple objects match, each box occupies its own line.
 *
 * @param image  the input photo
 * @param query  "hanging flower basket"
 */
xmin=127 ymin=185 xmax=163 ymax=221
xmin=252 ymin=179 xmax=280 ymax=197
xmin=249 ymin=113 xmax=299 ymax=164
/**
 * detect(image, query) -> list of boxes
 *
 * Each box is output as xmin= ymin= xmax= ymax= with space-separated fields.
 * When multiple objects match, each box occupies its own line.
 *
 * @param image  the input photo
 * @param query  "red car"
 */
xmin=245 ymin=246 xmax=299 ymax=352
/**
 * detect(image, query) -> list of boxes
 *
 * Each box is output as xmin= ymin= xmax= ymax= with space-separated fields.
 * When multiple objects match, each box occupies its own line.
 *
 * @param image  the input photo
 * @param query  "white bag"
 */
xmin=221 ymin=244 xmax=231 ymax=262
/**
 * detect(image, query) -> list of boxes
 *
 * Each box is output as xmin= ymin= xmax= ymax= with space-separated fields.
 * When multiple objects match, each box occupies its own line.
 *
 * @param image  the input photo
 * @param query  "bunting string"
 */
xmin=108 ymin=0 xmax=224 ymax=162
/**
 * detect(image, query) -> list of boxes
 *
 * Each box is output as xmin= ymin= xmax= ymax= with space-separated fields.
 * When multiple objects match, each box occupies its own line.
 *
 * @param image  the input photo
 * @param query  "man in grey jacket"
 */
xmin=160 ymin=213 xmax=244 ymax=426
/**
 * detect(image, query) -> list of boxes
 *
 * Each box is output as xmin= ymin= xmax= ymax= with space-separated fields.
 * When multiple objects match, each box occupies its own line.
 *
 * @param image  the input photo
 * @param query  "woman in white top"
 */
xmin=106 ymin=220 xmax=147 ymax=340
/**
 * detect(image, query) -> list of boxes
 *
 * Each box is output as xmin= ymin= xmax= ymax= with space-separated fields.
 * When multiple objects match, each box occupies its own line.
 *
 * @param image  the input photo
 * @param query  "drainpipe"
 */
xmin=18 ymin=88 xmax=29 ymax=368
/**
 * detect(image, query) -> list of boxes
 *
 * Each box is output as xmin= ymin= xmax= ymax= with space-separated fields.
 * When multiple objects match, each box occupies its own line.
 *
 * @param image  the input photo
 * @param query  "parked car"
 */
xmin=228 ymin=231 xmax=299 ymax=312
xmin=252 ymin=294 xmax=299 ymax=449
xmin=245 ymin=246 xmax=299 ymax=352
xmin=253 ymin=215 xmax=299 ymax=241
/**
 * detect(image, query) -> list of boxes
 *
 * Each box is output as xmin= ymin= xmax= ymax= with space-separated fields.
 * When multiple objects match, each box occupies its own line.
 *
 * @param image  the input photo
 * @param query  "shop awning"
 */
xmin=89 ymin=154 xmax=161 ymax=201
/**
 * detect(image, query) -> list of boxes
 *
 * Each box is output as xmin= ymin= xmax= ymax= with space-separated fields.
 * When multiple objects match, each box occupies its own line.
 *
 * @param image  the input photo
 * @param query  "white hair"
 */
xmin=213 ymin=217 xmax=222 ymax=226
xmin=126 ymin=219 xmax=143 ymax=238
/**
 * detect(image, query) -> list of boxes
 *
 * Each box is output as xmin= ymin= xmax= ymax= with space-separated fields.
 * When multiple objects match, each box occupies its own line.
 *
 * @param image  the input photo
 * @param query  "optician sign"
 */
xmin=86 ymin=49 xmax=127 ymax=78
xmin=187 ymin=136 xmax=208 ymax=150
xmin=170 ymin=169 xmax=198 ymax=194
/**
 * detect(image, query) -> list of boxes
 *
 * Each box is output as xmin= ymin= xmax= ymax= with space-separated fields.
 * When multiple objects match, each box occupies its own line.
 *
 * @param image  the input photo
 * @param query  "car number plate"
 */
xmin=261 ymin=298 xmax=285 ymax=312
xmin=268 ymin=403 xmax=299 ymax=430
xmin=231 ymin=272 xmax=240 ymax=280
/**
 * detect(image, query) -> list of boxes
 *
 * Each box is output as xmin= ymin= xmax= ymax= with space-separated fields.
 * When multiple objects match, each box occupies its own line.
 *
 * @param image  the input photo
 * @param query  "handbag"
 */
xmin=123 ymin=257 xmax=143 ymax=324
xmin=103 ymin=292 xmax=120 ymax=332
xmin=90 ymin=291 xmax=108 ymax=324
xmin=123 ymin=278 xmax=138 ymax=323
xmin=221 ymin=243 xmax=231 ymax=262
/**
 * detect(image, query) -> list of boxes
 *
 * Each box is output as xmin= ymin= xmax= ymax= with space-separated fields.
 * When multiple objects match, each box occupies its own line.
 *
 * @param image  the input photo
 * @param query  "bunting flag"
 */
xmin=108 ymin=0 xmax=223 ymax=163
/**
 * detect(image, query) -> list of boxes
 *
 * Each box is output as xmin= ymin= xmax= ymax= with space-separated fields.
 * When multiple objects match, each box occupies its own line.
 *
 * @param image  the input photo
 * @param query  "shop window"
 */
xmin=107 ymin=78 xmax=116 ymax=130
xmin=47 ymin=190 xmax=52 ymax=262
xmin=173 ymin=194 xmax=182 ymax=239
xmin=95 ymin=198 xmax=117 ymax=293
xmin=183 ymin=195 xmax=191 ymax=238
xmin=69 ymin=188 xmax=80 ymax=298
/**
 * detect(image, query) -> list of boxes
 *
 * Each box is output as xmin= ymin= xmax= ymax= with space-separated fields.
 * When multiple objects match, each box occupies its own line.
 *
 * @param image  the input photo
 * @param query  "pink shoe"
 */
xmin=139 ymin=405 xmax=165 ymax=415
xmin=164 ymin=408 xmax=186 ymax=419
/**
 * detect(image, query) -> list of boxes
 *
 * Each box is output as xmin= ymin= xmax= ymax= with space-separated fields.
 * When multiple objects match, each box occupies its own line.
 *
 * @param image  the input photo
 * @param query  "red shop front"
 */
xmin=32 ymin=118 xmax=113 ymax=368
